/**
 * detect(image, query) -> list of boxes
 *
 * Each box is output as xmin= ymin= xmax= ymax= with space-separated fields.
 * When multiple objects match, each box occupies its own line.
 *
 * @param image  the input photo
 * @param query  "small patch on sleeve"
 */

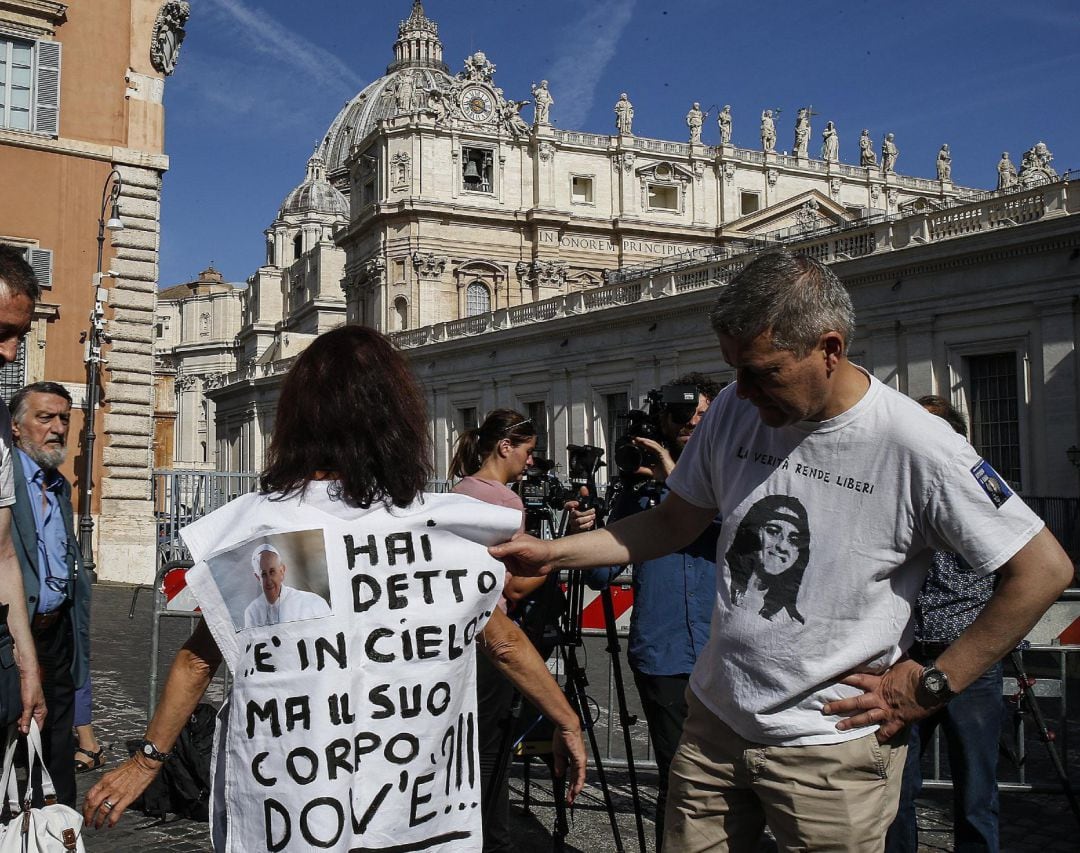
xmin=970 ymin=459 xmax=1013 ymax=508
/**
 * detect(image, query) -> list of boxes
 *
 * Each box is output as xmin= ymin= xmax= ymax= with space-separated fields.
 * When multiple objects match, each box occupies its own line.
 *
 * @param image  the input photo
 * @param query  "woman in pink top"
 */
xmin=450 ymin=409 xmax=535 ymax=522
xmin=450 ymin=410 xmax=552 ymax=853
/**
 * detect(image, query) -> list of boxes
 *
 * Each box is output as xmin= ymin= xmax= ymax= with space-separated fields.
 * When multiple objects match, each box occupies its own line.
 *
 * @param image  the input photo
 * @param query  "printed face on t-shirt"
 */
xmin=758 ymin=518 xmax=801 ymax=575
xmin=719 ymin=330 xmax=830 ymax=427
xmin=257 ymin=552 xmax=286 ymax=604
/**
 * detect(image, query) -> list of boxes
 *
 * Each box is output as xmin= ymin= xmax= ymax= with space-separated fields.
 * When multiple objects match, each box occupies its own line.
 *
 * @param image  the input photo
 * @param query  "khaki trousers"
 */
xmin=663 ymin=689 xmax=906 ymax=852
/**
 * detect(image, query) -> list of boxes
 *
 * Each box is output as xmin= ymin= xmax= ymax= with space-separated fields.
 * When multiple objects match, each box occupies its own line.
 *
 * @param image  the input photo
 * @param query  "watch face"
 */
xmin=461 ymin=86 xmax=494 ymax=123
xmin=142 ymin=743 xmax=153 ymax=755
xmin=924 ymin=669 xmax=947 ymax=695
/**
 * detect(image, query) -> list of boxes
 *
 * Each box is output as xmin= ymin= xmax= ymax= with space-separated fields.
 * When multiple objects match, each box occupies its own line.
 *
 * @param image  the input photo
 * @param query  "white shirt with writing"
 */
xmin=181 ymin=484 xmax=521 ymax=853
xmin=667 ymin=373 xmax=1043 ymax=745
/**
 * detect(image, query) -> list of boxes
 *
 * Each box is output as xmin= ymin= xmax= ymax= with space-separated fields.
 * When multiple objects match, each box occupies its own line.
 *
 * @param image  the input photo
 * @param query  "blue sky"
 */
xmin=159 ymin=0 xmax=1080 ymax=287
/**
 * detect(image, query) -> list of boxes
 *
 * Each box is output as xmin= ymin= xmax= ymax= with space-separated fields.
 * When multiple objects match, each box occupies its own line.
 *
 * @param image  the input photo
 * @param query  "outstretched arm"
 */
xmin=825 ymin=528 xmax=1073 ymax=741
xmin=84 ymin=619 xmax=222 ymax=829
xmin=491 ymin=491 xmax=717 ymax=576
xmin=478 ymin=609 xmax=585 ymax=802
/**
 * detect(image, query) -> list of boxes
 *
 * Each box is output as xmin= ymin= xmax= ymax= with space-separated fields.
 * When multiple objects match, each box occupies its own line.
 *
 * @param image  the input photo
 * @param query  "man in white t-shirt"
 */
xmin=492 ymin=251 xmax=1074 ymax=851
xmin=0 ymin=245 xmax=46 ymax=735
xmin=242 ymin=544 xmax=331 ymax=628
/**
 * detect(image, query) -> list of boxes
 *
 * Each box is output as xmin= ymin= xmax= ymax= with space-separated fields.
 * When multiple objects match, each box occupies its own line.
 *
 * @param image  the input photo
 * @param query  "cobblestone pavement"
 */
xmin=77 ymin=583 xmax=1080 ymax=851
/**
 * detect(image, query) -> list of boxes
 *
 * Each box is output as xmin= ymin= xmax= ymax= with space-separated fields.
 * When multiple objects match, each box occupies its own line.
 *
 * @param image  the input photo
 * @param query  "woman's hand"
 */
xmin=551 ymin=721 xmax=587 ymax=804
xmin=83 ymin=754 xmax=162 ymax=829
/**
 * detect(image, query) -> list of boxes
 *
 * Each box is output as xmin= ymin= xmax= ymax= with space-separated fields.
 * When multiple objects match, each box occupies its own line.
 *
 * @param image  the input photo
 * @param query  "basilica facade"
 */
xmin=158 ymin=2 xmax=1077 ymax=508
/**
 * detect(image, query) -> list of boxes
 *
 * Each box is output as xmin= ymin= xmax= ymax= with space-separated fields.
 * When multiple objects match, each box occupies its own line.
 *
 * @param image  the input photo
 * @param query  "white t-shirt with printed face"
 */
xmin=667 ymin=372 xmax=1043 ymax=746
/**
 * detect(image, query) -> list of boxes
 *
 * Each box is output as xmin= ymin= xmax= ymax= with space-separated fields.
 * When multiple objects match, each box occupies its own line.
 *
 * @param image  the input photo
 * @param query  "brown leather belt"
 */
xmin=31 ymin=610 xmax=64 ymax=634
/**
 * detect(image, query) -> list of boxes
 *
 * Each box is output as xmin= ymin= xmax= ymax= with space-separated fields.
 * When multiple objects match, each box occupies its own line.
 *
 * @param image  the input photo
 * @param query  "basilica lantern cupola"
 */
xmin=387 ymin=0 xmax=448 ymax=74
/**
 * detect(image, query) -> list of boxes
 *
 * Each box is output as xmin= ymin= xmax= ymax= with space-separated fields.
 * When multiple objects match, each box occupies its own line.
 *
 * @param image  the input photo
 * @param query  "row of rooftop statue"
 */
xmin=386 ymin=49 xmax=1058 ymax=190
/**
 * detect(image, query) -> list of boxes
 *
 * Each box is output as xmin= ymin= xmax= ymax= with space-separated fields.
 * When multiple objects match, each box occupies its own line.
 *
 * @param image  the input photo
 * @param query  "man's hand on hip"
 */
xmin=822 ymin=658 xmax=934 ymax=743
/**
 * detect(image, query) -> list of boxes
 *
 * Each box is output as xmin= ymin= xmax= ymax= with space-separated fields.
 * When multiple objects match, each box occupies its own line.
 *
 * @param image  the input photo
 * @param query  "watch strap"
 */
xmin=138 ymin=738 xmax=172 ymax=763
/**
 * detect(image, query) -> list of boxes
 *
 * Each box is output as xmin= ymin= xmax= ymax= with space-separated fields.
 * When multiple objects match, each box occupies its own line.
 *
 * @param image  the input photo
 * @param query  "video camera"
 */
xmin=612 ymin=383 xmax=699 ymax=476
xmin=514 ymin=456 xmax=567 ymax=511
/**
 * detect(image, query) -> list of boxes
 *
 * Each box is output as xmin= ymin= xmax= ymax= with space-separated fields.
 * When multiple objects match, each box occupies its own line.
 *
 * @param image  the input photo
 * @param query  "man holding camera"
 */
xmin=577 ymin=374 xmax=722 ymax=850
xmin=494 ymin=251 xmax=1073 ymax=851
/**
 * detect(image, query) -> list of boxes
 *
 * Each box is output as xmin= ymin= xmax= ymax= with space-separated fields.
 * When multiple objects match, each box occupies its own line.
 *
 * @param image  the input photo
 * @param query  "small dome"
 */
xmin=278 ymin=151 xmax=349 ymax=219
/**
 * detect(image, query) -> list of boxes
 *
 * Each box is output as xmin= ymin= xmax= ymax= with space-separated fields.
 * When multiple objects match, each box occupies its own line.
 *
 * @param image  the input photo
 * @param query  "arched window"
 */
xmin=466 ymin=282 xmax=490 ymax=317
xmin=394 ymin=296 xmax=409 ymax=331
xmin=293 ymin=233 xmax=302 ymax=260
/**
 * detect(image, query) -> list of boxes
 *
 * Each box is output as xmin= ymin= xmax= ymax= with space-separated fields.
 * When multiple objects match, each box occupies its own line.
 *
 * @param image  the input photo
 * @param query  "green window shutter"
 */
xmin=34 ymin=40 xmax=60 ymax=136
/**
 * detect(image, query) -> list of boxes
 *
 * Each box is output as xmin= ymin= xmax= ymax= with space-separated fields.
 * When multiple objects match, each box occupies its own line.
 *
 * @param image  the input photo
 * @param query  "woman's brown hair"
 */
xmin=260 ymin=325 xmax=433 ymax=507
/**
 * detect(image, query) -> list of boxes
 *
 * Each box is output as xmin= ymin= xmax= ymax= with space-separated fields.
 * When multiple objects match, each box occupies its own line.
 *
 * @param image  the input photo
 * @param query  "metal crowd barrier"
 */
xmin=138 ymin=559 xmax=233 ymax=718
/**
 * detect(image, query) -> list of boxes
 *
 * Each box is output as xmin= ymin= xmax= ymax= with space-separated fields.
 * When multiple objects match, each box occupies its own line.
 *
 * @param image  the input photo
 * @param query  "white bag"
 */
xmin=0 ymin=721 xmax=85 ymax=852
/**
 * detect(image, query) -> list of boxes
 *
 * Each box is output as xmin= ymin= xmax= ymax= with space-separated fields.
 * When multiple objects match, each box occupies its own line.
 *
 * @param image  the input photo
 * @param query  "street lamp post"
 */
xmin=79 ymin=170 xmax=124 ymax=582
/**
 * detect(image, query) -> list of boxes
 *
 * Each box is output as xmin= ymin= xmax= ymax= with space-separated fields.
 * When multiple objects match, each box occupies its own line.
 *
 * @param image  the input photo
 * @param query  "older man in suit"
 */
xmin=10 ymin=382 xmax=91 ymax=807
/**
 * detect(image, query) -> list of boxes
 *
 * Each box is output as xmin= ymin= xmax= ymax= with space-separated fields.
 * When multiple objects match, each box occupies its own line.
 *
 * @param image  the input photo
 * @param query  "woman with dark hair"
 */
xmin=449 ymin=409 xmax=537 ymax=518
xmin=448 ymin=409 xmax=551 ymax=853
xmin=727 ymin=494 xmax=809 ymax=623
xmin=83 ymin=327 xmax=584 ymax=851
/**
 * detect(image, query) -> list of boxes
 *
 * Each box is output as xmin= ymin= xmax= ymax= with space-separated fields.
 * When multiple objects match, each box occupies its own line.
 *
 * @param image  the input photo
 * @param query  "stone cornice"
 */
xmin=837 ymin=222 xmax=1080 ymax=289
xmin=0 ymin=1 xmax=67 ymax=38
xmin=0 ymin=129 xmax=169 ymax=171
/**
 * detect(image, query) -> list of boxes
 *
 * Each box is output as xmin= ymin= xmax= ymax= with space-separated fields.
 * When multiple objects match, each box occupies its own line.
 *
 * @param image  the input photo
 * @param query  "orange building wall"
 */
xmin=52 ymin=1 xmax=133 ymax=148
xmin=0 ymin=0 xmax=167 ymax=517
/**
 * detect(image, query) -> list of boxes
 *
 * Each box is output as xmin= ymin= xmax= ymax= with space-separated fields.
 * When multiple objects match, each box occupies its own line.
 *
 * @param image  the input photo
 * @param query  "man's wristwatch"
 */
xmin=917 ymin=661 xmax=955 ymax=706
xmin=136 ymin=738 xmax=172 ymax=763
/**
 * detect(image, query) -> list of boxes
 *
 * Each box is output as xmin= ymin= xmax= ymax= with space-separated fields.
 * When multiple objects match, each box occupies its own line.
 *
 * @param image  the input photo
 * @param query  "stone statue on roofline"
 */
xmin=881 ymin=133 xmax=898 ymax=174
xmin=502 ymin=99 xmax=531 ymax=137
xmin=821 ymin=121 xmax=839 ymax=163
xmin=1018 ymin=141 xmax=1058 ymax=187
xmin=997 ymin=152 xmax=1018 ymax=189
xmin=614 ymin=93 xmax=634 ymax=135
xmin=936 ymin=144 xmax=952 ymax=181
xmin=761 ymin=109 xmax=777 ymax=152
xmin=461 ymin=51 xmax=496 ymax=83
xmin=717 ymin=105 xmax=733 ymax=145
xmin=531 ymin=80 xmax=554 ymax=126
xmin=859 ymin=129 xmax=877 ymax=167
xmin=686 ymin=102 xmax=705 ymax=145
xmin=793 ymin=108 xmax=811 ymax=158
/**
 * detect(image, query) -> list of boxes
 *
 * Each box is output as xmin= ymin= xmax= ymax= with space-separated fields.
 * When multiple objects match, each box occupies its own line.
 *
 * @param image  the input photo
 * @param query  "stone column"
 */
xmin=97 ymin=162 xmax=163 ymax=584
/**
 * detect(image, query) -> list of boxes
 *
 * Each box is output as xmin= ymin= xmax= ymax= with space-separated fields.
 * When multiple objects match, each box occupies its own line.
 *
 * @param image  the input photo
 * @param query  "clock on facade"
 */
xmin=460 ymin=86 xmax=495 ymax=123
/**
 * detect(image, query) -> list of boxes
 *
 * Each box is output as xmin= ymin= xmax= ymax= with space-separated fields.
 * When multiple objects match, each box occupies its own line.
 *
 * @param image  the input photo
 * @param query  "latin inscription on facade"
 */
xmin=539 ymin=231 xmax=692 ymax=256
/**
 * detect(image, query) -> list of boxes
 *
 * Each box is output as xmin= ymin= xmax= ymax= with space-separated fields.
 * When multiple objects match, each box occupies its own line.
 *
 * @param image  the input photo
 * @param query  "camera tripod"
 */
xmin=487 ymin=498 xmax=646 ymax=853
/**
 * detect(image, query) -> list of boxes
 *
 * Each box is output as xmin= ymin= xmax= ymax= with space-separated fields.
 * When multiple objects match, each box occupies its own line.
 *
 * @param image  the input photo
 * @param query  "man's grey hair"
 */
xmin=9 ymin=381 xmax=72 ymax=425
xmin=709 ymin=251 xmax=855 ymax=356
